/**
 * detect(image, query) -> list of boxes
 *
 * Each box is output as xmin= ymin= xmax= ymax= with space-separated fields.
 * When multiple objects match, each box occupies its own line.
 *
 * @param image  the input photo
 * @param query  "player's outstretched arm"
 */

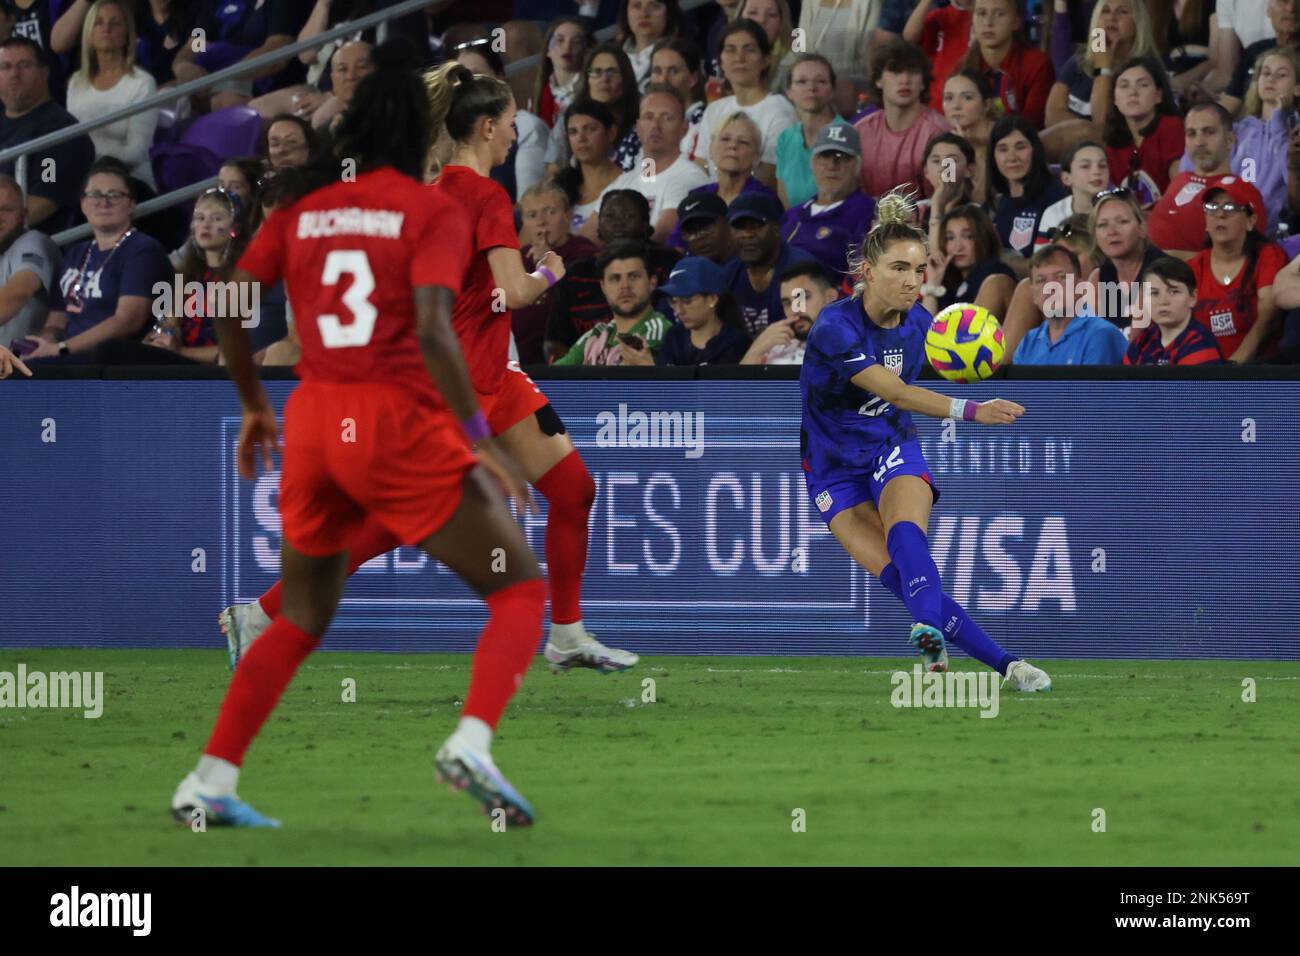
xmin=219 ymin=269 xmax=279 ymax=478
xmin=486 ymin=247 xmax=566 ymax=309
xmin=414 ymin=285 xmax=535 ymax=513
xmin=850 ymin=364 xmax=1025 ymax=425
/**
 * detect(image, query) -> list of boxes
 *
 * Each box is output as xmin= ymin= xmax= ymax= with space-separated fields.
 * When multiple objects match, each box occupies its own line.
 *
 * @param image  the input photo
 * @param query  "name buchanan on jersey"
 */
xmin=296 ymin=208 xmax=405 ymax=239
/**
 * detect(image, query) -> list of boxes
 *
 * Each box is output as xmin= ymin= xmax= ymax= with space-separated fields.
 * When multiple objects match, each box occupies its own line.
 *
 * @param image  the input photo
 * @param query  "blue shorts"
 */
xmin=805 ymin=439 xmax=940 ymax=525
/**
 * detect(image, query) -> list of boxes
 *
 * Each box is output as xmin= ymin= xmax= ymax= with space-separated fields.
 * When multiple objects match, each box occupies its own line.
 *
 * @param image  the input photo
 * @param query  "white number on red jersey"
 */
xmin=316 ymin=250 xmax=378 ymax=348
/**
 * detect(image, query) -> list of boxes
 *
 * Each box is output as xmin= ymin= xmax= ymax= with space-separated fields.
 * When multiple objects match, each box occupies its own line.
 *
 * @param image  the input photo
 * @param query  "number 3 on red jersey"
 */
xmin=317 ymin=250 xmax=378 ymax=348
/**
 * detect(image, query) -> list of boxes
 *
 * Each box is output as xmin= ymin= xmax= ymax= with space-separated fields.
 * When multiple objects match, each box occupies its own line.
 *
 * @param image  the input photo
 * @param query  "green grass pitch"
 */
xmin=2 ymin=650 xmax=1296 ymax=866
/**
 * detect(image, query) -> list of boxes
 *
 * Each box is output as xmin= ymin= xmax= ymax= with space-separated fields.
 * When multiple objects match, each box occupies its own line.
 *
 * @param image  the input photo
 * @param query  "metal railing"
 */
xmin=3 ymin=0 xmax=711 ymax=245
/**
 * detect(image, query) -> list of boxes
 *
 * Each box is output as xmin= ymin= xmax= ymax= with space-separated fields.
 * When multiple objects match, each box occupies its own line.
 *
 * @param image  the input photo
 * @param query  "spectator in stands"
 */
xmin=701 ymin=0 xmax=740 ymax=79
xmin=740 ymin=260 xmax=841 ymax=365
xmin=556 ymin=98 xmax=624 ymax=236
xmin=922 ymin=202 xmax=1016 ymax=319
xmin=1087 ymin=185 xmax=1163 ymax=329
xmin=555 ymin=239 xmax=670 ymax=364
xmin=1152 ymin=0 xmax=1216 ymax=87
xmin=252 ymin=38 xmax=373 ymax=130
xmin=619 ymin=0 xmax=682 ymax=92
xmin=776 ymin=53 xmax=850 ymax=208
xmin=779 ymin=123 xmax=875 ymax=278
xmin=703 ymin=110 xmax=777 ymax=206
xmin=737 ymin=0 xmax=792 ymax=89
xmin=546 ymin=188 xmax=681 ymax=358
xmin=0 ymin=36 xmax=95 ymax=235
xmin=1211 ymin=46 xmax=1300 ymax=230
xmin=143 ymin=186 xmax=248 ymax=363
xmin=1102 ymin=56 xmax=1183 ymax=201
xmin=130 ymin=1 xmax=194 ymax=86
xmin=920 ymin=132 xmax=977 ymax=250
xmin=9 ymin=0 xmax=61 ymax=98
xmin=1038 ymin=139 xmax=1110 ymax=239
xmin=1012 ymin=243 xmax=1127 ymax=365
xmin=217 ymin=155 xmax=261 ymax=210
xmin=854 ymin=39 xmax=950 ymax=200
xmin=905 ymin=0 xmax=974 ymax=113
xmin=1199 ymin=1 xmax=1276 ymax=100
xmin=172 ymin=0 xmax=313 ymax=112
xmin=793 ymin=0 xmax=880 ymax=116
xmin=605 ymin=85 xmax=707 ymax=243
xmin=650 ymin=37 xmax=705 ymax=162
xmin=1125 ymin=255 xmax=1225 ymax=365
xmin=293 ymin=0 xmax=426 ymax=96
xmin=547 ymin=41 xmax=641 ymax=172
xmin=66 ymin=1 xmax=159 ymax=190
xmin=988 ymin=116 xmax=1068 ymax=258
xmin=723 ymin=191 xmax=814 ymax=337
xmin=674 ymin=190 xmax=734 ymax=262
xmin=1001 ymin=213 xmax=1096 ymax=356
xmin=19 ymin=157 xmax=170 ymax=359
xmin=454 ymin=39 xmax=548 ymax=202
xmin=1189 ymin=181 xmax=1288 ymax=362
xmin=1222 ymin=0 xmax=1299 ymax=115
xmin=1148 ymin=102 xmax=1254 ymax=254
xmin=964 ymin=0 xmax=1054 ymax=129
xmin=1042 ymin=0 xmax=1157 ymax=159
xmin=516 ymin=179 xmax=597 ymax=364
xmin=262 ymin=112 xmax=318 ymax=169
xmin=535 ymin=16 xmax=590 ymax=127
xmin=694 ymin=17 xmax=793 ymax=186
xmin=657 ymin=254 xmax=749 ymax=364
xmin=0 ymin=172 xmax=59 ymax=349
xmin=940 ymin=69 xmax=1000 ymax=204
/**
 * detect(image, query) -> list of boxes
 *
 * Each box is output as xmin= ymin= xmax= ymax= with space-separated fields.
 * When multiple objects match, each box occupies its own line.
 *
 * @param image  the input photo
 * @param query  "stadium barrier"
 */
xmin=3 ymin=367 xmax=1298 ymax=660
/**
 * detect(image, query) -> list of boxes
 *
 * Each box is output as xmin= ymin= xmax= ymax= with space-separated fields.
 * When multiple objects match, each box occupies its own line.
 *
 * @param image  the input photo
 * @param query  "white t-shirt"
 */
xmin=625 ymin=40 xmax=654 ymax=93
xmin=1037 ymin=194 xmax=1075 ymax=238
xmin=696 ymin=92 xmax=796 ymax=169
xmin=514 ymin=109 xmax=549 ymax=198
xmin=609 ymin=154 xmax=710 ymax=223
xmin=1216 ymin=0 xmax=1276 ymax=50
xmin=66 ymin=69 xmax=159 ymax=188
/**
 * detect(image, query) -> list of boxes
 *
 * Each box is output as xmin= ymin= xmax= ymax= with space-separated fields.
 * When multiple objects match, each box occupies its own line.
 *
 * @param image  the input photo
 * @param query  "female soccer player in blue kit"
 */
xmin=800 ymin=189 xmax=1052 ymax=692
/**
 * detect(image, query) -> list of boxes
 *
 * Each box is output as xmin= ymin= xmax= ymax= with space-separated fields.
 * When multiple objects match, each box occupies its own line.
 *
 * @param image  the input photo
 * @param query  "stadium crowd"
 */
xmin=3 ymin=0 xmax=1300 ymax=377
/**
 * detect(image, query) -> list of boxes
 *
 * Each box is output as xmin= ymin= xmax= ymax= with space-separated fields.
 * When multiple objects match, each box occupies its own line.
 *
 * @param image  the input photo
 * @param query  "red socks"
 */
xmin=257 ymin=517 xmax=401 ymax=618
xmin=532 ymin=450 xmax=595 ymax=625
xmin=205 ymin=617 xmax=321 ymax=766
xmin=462 ymin=578 xmax=546 ymax=728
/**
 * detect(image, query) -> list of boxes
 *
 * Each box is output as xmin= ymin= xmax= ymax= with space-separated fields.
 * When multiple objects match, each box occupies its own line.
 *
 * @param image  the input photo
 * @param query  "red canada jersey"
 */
xmin=431 ymin=164 xmax=520 ymax=395
xmin=238 ymin=168 xmax=470 ymax=409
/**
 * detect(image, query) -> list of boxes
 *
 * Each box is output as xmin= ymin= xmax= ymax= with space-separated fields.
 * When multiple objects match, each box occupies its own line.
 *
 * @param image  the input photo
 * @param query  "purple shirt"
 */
xmin=779 ymin=191 xmax=876 ymax=278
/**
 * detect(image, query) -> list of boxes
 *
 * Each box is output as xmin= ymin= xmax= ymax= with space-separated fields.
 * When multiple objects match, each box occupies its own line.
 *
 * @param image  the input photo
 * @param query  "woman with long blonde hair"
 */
xmin=800 ymin=187 xmax=1052 ymax=693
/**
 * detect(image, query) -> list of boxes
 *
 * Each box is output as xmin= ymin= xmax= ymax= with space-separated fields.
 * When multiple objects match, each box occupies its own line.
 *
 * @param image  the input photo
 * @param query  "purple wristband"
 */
xmin=461 ymin=411 xmax=491 ymax=443
xmin=537 ymin=264 xmax=557 ymax=288
xmin=963 ymin=400 xmax=978 ymax=422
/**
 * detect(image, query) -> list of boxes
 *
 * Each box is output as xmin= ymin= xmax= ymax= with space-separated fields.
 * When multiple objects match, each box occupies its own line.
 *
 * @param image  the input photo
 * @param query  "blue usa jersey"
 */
xmin=800 ymin=296 xmax=932 ymax=477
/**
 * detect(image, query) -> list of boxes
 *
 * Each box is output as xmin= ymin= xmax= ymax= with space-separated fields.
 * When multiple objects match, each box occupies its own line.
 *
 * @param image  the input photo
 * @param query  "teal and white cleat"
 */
xmin=434 ymin=737 xmax=535 ymax=827
xmin=219 ymin=602 xmax=271 ymax=670
xmin=170 ymin=772 xmax=281 ymax=828
xmin=909 ymin=623 xmax=948 ymax=672
xmin=544 ymin=633 xmax=639 ymax=674
xmin=1004 ymin=659 xmax=1053 ymax=692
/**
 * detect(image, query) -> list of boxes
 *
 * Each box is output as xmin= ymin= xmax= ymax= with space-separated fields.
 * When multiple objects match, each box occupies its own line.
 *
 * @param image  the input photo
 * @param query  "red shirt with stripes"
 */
xmin=1124 ymin=320 xmax=1225 ymax=365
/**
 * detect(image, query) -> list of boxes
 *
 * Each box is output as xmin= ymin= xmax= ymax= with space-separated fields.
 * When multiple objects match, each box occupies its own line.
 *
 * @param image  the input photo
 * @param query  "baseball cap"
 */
xmin=810 ymin=123 xmax=861 ymax=158
xmin=677 ymin=192 xmax=727 ymax=228
xmin=658 ymin=256 xmax=726 ymax=297
xmin=1202 ymin=177 xmax=1268 ymax=234
xmin=726 ymin=192 xmax=784 ymax=226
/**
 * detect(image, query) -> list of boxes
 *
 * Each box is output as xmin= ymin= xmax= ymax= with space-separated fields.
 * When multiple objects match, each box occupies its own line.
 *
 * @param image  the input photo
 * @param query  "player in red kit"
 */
xmin=172 ymin=51 xmax=546 ymax=828
xmin=219 ymin=63 xmax=639 ymax=676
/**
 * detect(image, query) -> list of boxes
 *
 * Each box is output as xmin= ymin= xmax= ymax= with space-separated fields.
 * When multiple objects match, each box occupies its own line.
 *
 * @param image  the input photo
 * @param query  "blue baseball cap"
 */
xmin=726 ymin=192 xmax=784 ymax=226
xmin=659 ymin=256 xmax=726 ymax=297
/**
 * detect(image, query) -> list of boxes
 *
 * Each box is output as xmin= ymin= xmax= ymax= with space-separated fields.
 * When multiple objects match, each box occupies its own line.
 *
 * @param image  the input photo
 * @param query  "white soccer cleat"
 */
xmin=544 ymin=633 xmax=639 ymax=674
xmin=434 ymin=736 xmax=535 ymax=827
xmin=219 ymin=602 xmax=271 ymax=670
xmin=1004 ymin=659 xmax=1053 ymax=692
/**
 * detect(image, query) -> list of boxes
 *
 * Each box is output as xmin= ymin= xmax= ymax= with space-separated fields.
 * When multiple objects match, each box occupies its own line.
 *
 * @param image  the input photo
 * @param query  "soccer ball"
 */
xmin=925 ymin=303 xmax=1005 ymax=383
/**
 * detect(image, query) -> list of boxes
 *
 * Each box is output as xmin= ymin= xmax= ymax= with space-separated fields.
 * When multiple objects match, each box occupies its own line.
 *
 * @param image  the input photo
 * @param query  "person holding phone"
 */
xmin=553 ymin=240 xmax=670 ymax=365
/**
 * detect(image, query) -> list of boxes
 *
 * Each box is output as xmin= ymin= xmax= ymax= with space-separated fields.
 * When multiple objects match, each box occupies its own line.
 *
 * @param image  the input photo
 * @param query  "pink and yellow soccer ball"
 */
xmin=925 ymin=303 xmax=1005 ymax=383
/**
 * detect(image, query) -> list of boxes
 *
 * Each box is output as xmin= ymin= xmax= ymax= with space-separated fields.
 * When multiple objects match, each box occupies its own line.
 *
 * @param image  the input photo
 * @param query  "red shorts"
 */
xmin=279 ymin=382 xmax=477 ymax=556
xmin=480 ymin=360 xmax=549 ymax=436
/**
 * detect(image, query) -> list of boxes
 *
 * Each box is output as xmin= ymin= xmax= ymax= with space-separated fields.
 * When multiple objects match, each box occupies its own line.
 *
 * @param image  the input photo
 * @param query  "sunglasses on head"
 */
xmin=1050 ymin=222 xmax=1085 ymax=241
xmin=1092 ymin=186 xmax=1133 ymax=206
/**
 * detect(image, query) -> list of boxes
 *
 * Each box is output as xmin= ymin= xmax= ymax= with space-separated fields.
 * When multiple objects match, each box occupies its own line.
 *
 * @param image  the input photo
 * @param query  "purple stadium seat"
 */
xmin=149 ymin=142 xmax=223 ymax=195
xmin=178 ymin=106 xmax=263 ymax=161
